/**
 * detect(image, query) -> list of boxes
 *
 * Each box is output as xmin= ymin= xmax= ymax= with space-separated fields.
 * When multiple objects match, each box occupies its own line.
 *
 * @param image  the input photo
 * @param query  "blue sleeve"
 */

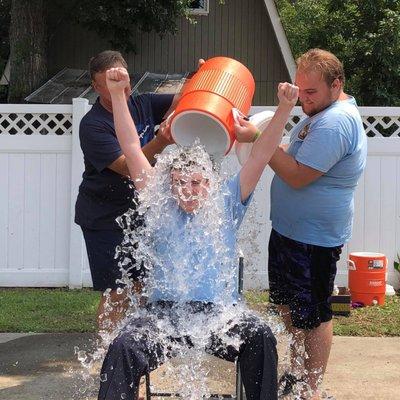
xmin=295 ymin=128 xmax=351 ymax=173
xmin=225 ymin=173 xmax=253 ymax=229
xmin=79 ymin=119 xmax=122 ymax=173
xmin=149 ymin=93 xmax=174 ymax=124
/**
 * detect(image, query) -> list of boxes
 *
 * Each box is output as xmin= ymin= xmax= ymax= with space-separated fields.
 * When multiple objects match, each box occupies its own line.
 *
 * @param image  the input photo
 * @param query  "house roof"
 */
xmin=0 ymin=59 xmax=10 ymax=85
xmin=22 ymin=0 xmax=296 ymax=103
xmin=25 ymin=69 xmax=189 ymax=104
xmin=264 ymin=0 xmax=296 ymax=82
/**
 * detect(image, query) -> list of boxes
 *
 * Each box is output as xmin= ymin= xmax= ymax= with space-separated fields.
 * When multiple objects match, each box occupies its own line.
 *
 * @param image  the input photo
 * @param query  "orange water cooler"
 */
xmin=348 ymin=252 xmax=387 ymax=306
xmin=170 ymin=57 xmax=255 ymax=158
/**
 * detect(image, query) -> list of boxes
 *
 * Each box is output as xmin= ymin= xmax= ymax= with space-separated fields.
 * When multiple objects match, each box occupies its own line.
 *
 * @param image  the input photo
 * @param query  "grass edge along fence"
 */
xmin=0 ymin=288 xmax=399 ymax=336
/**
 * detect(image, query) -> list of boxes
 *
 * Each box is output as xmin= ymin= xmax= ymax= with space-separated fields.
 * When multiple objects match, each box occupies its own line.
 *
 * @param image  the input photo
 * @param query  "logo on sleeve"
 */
xmin=298 ymin=124 xmax=310 ymax=140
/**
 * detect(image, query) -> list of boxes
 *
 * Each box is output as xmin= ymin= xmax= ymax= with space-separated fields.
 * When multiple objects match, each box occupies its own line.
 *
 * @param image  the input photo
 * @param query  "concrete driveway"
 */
xmin=0 ymin=333 xmax=399 ymax=400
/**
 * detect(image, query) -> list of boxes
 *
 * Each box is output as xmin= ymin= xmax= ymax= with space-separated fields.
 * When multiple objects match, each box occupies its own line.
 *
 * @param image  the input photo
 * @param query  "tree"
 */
xmin=6 ymin=0 xmax=199 ymax=102
xmin=275 ymin=0 xmax=400 ymax=106
xmin=8 ymin=0 xmax=47 ymax=103
xmin=0 ymin=0 xmax=10 ymax=72
xmin=67 ymin=0 xmax=196 ymax=53
xmin=0 ymin=0 xmax=10 ymax=101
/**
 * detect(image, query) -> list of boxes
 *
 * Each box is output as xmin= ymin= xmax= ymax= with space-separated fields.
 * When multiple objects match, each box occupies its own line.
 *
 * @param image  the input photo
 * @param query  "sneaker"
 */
xmin=278 ymin=372 xmax=302 ymax=398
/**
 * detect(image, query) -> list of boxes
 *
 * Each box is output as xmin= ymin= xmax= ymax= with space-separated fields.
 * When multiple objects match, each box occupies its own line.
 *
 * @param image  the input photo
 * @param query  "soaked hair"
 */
xmin=89 ymin=50 xmax=128 ymax=81
xmin=296 ymin=48 xmax=345 ymax=87
xmin=170 ymin=146 xmax=215 ymax=173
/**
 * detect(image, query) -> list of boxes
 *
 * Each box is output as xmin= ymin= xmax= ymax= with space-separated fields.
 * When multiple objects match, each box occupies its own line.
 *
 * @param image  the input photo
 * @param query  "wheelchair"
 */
xmin=144 ymin=257 xmax=246 ymax=400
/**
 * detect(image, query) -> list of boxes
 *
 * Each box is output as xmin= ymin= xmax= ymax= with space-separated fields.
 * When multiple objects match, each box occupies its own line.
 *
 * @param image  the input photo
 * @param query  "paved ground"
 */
xmin=0 ymin=332 xmax=399 ymax=400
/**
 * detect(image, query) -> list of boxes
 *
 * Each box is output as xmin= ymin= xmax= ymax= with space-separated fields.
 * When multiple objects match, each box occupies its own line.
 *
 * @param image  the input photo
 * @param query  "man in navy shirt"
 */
xmin=75 ymin=50 xmax=176 ymax=331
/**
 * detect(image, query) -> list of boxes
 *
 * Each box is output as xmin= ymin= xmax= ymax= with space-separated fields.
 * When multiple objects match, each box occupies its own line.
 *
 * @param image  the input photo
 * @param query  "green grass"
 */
xmin=245 ymin=290 xmax=400 ymax=337
xmin=0 ymin=288 xmax=100 ymax=332
xmin=1 ymin=288 xmax=399 ymax=336
xmin=332 ymin=294 xmax=400 ymax=336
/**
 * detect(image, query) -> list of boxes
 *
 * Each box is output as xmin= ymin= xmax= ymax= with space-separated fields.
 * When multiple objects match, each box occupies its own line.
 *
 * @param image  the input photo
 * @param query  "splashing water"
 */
xmin=72 ymin=143 xmax=291 ymax=399
xmin=117 ymin=144 xmax=245 ymax=398
xmin=115 ymin=144 xmax=238 ymax=308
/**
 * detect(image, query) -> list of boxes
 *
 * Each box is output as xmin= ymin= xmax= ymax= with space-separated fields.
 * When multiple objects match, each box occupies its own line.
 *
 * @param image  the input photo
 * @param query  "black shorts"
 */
xmin=268 ymin=229 xmax=342 ymax=330
xmin=82 ymin=227 xmax=144 ymax=292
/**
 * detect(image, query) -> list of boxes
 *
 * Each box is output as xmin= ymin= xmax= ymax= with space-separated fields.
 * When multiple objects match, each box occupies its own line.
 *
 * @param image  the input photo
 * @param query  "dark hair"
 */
xmin=169 ymin=146 xmax=218 ymax=173
xmin=171 ymin=151 xmax=203 ymax=171
xmin=89 ymin=50 xmax=128 ymax=81
xmin=296 ymin=48 xmax=345 ymax=86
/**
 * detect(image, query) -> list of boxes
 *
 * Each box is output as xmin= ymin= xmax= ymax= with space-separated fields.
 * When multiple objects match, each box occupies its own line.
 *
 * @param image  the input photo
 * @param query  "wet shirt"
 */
xmin=75 ymin=93 xmax=174 ymax=230
xmin=149 ymin=173 xmax=252 ymax=304
xmin=270 ymin=97 xmax=367 ymax=247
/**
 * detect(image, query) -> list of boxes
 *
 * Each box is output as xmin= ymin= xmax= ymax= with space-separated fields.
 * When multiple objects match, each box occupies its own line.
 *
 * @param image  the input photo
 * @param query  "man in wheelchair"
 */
xmin=97 ymin=67 xmax=298 ymax=400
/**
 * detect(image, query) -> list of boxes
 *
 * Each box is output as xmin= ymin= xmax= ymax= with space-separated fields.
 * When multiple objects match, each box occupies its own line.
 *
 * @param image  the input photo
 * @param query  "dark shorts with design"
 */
xmin=82 ymin=227 xmax=144 ymax=292
xmin=268 ymin=229 xmax=343 ymax=330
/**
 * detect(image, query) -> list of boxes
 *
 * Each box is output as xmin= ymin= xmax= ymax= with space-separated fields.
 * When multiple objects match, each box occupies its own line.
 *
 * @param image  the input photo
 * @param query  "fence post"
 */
xmin=68 ymin=98 xmax=90 ymax=288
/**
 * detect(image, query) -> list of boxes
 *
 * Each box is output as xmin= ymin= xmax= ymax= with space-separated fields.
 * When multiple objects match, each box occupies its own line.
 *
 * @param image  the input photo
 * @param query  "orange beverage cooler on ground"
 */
xmin=348 ymin=252 xmax=387 ymax=306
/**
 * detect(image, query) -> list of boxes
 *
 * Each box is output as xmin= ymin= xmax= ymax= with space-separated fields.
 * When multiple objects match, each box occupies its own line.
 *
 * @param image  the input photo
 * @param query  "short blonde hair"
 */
xmin=296 ymin=49 xmax=345 ymax=86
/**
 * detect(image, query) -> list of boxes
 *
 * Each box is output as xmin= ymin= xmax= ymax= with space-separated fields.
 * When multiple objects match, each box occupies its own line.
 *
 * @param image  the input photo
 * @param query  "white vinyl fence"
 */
xmin=0 ymin=99 xmax=399 ymax=289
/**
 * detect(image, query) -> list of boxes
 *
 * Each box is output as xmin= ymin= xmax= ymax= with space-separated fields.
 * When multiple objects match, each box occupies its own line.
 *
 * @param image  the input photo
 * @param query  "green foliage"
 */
xmin=274 ymin=0 xmax=330 ymax=59
xmin=55 ymin=0 xmax=197 ymax=53
xmin=47 ymin=1 xmax=228 ymax=54
xmin=275 ymin=0 xmax=400 ymax=106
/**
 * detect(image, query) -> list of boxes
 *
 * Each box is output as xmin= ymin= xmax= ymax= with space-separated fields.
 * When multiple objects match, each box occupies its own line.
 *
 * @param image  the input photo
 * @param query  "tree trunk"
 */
xmin=8 ymin=0 xmax=47 ymax=103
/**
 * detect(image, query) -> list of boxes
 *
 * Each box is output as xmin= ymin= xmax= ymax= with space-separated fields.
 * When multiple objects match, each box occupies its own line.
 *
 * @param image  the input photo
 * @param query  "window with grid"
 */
xmin=189 ymin=0 xmax=209 ymax=15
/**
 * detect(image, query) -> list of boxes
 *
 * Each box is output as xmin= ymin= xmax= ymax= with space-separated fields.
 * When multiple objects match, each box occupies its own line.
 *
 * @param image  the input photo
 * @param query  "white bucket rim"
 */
xmin=171 ymin=110 xmax=231 ymax=156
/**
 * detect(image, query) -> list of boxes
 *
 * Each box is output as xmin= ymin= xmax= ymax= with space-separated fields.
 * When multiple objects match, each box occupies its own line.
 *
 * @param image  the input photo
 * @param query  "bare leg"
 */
xmin=277 ymin=305 xmax=306 ymax=377
xmin=97 ymin=281 xmax=142 ymax=332
xmin=277 ymin=305 xmax=332 ymax=399
xmin=303 ymin=320 xmax=333 ymax=395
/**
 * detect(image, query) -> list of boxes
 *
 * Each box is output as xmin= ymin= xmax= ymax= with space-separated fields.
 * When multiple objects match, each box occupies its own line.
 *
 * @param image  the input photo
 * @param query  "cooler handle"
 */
xmin=386 ymin=257 xmax=389 ymax=279
xmin=348 ymin=259 xmax=356 ymax=270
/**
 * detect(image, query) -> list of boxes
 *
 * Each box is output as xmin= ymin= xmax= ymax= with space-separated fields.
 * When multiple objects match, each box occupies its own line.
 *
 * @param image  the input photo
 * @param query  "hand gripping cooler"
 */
xmin=233 ymin=110 xmax=275 ymax=166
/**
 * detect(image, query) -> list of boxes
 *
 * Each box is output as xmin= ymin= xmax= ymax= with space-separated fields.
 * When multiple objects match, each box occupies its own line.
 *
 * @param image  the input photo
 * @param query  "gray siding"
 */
xmin=48 ymin=0 xmax=290 ymax=105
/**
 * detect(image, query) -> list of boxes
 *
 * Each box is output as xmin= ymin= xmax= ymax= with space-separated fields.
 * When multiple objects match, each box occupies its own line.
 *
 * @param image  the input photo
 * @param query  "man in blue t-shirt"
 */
xmin=75 ymin=51 xmax=176 ymax=332
xmin=268 ymin=49 xmax=367 ymax=399
xmin=95 ymin=67 xmax=299 ymax=400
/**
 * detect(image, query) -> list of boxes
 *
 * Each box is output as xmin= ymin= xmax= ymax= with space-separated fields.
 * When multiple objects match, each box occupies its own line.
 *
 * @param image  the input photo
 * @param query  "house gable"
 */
xmin=48 ymin=0 xmax=294 ymax=105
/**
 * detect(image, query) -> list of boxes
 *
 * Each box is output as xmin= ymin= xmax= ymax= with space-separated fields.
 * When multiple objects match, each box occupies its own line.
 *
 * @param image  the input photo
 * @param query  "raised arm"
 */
xmin=237 ymin=82 xmax=299 ymax=202
xmin=106 ymin=67 xmax=152 ymax=190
